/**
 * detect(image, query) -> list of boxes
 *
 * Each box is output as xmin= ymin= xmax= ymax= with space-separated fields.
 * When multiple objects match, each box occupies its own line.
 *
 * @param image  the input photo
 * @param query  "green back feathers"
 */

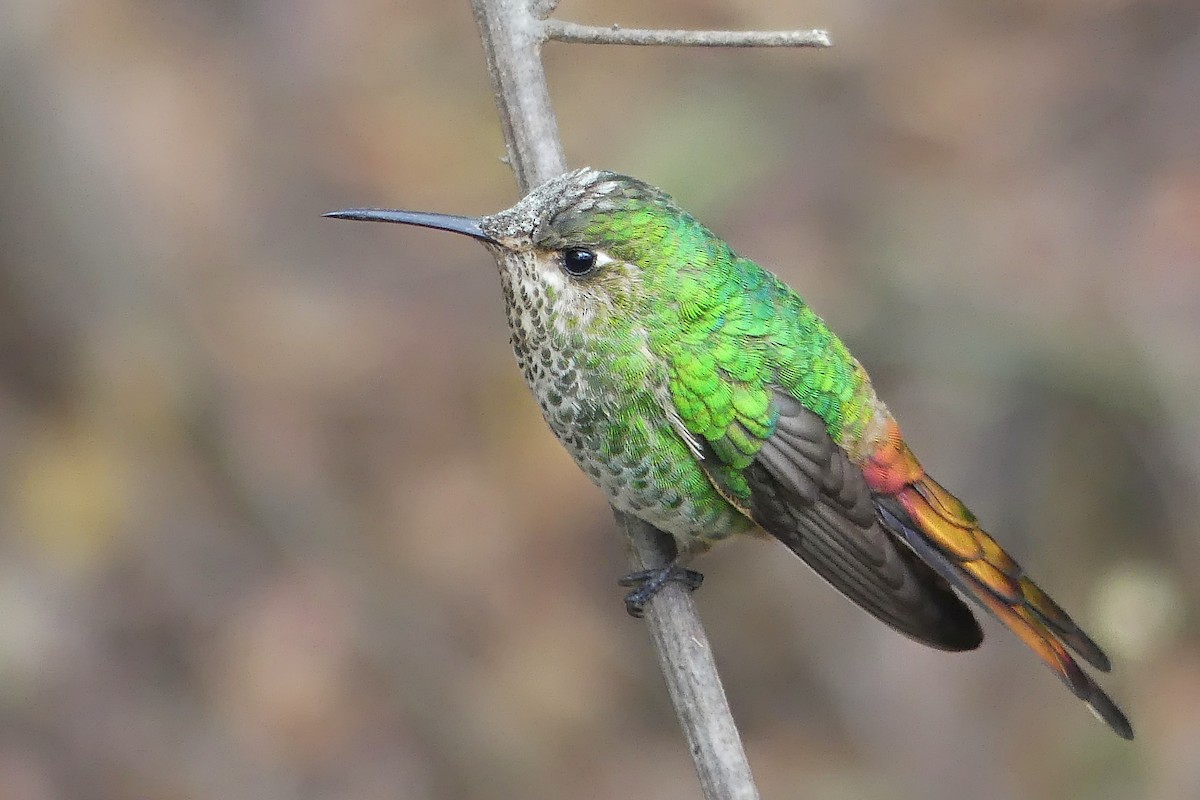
xmin=533 ymin=172 xmax=882 ymax=480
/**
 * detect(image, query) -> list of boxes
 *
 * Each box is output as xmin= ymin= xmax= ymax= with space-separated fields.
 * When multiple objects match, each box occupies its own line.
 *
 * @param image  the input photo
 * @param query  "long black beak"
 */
xmin=323 ymin=208 xmax=495 ymax=243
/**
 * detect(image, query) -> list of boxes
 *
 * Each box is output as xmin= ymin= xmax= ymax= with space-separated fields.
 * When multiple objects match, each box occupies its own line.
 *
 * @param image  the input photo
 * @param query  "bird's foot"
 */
xmin=618 ymin=562 xmax=704 ymax=618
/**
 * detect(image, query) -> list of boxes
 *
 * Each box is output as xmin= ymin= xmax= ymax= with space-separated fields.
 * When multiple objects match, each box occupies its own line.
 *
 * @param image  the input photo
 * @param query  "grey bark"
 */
xmin=466 ymin=2 xmax=830 ymax=796
xmin=543 ymin=20 xmax=830 ymax=48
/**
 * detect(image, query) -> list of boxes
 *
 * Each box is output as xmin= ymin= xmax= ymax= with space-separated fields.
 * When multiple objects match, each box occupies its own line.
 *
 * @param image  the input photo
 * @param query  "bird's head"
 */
xmin=326 ymin=168 xmax=729 ymax=334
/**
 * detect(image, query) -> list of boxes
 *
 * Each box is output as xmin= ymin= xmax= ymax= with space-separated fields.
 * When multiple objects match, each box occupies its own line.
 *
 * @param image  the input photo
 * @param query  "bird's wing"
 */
xmin=679 ymin=374 xmax=983 ymax=650
xmin=656 ymin=263 xmax=980 ymax=649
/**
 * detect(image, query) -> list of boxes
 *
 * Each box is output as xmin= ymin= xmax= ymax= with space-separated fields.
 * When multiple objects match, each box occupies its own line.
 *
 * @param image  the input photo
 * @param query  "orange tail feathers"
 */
xmin=863 ymin=420 xmax=1133 ymax=739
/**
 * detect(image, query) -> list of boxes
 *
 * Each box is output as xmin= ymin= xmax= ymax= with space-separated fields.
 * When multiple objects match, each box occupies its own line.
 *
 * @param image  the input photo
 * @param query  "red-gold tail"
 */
xmin=863 ymin=420 xmax=1133 ymax=739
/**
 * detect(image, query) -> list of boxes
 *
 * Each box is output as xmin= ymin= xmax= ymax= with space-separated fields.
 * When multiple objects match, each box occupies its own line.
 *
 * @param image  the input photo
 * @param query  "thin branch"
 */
xmin=615 ymin=513 xmax=760 ymax=800
xmin=471 ymin=0 xmax=565 ymax=191
xmin=544 ymin=19 xmax=832 ymax=48
xmin=470 ymin=1 xmax=761 ymax=797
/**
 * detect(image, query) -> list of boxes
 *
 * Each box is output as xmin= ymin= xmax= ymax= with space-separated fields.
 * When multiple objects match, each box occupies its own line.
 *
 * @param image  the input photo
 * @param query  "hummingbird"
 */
xmin=326 ymin=168 xmax=1132 ymax=739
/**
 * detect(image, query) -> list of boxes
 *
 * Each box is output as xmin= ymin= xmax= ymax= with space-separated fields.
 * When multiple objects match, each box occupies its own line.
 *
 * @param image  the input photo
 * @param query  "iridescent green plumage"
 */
xmin=326 ymin=168 xmax=1132 ymax=740
xmin=535 ymin=172 xmax=886 ymax=506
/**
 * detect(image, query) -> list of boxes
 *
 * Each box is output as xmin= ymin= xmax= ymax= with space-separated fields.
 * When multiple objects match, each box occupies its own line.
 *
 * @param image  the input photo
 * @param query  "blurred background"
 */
xmin=2 ymin=0 xmax=1198 ymax=798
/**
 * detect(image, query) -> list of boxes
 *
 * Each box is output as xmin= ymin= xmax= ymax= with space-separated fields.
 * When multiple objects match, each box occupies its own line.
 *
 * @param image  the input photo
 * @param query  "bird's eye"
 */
xmin=561 ymin=248 xmax=598 ymax=276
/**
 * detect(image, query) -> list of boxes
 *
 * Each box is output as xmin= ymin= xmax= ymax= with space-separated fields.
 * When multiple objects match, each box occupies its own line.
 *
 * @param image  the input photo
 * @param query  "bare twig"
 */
xmin=470 ymin=0 xmax=564 ymax=191
xmin=470 ymin=2 xmax=761 ymax=797
xmin=462 ymin=12 xmax=759 ymax=786
xmin=544 ymin=20 xmax=832 ymax=48
xmin=616 ymin=512 xmax=760 ymax=800
xmin=465 ymin=1 xmax=828 ymax=796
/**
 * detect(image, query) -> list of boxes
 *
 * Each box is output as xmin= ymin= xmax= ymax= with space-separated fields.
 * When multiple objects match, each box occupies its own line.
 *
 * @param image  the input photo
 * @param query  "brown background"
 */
xmin=2 ymin=0 xmax=1198 ymax=798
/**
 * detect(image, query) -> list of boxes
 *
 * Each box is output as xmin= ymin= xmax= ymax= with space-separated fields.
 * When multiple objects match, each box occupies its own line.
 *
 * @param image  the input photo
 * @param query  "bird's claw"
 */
xmin=619 ymin=563 xmax=704 ymax=617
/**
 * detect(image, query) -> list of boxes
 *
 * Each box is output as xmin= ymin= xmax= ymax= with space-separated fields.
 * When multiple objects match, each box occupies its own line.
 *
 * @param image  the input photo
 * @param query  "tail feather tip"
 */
xmin=1086 ymin=691 xmax=1135 ymax=740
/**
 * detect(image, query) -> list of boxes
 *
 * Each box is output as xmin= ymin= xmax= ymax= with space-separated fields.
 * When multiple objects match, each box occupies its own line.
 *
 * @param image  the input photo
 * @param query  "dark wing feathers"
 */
xmin=738 ymin=391 xmax=982 ymax=651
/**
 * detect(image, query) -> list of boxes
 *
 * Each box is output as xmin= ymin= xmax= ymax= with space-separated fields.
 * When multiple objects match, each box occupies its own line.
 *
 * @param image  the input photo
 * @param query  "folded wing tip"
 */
xmin=920 ymin=595 xmax=984 ymax=652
